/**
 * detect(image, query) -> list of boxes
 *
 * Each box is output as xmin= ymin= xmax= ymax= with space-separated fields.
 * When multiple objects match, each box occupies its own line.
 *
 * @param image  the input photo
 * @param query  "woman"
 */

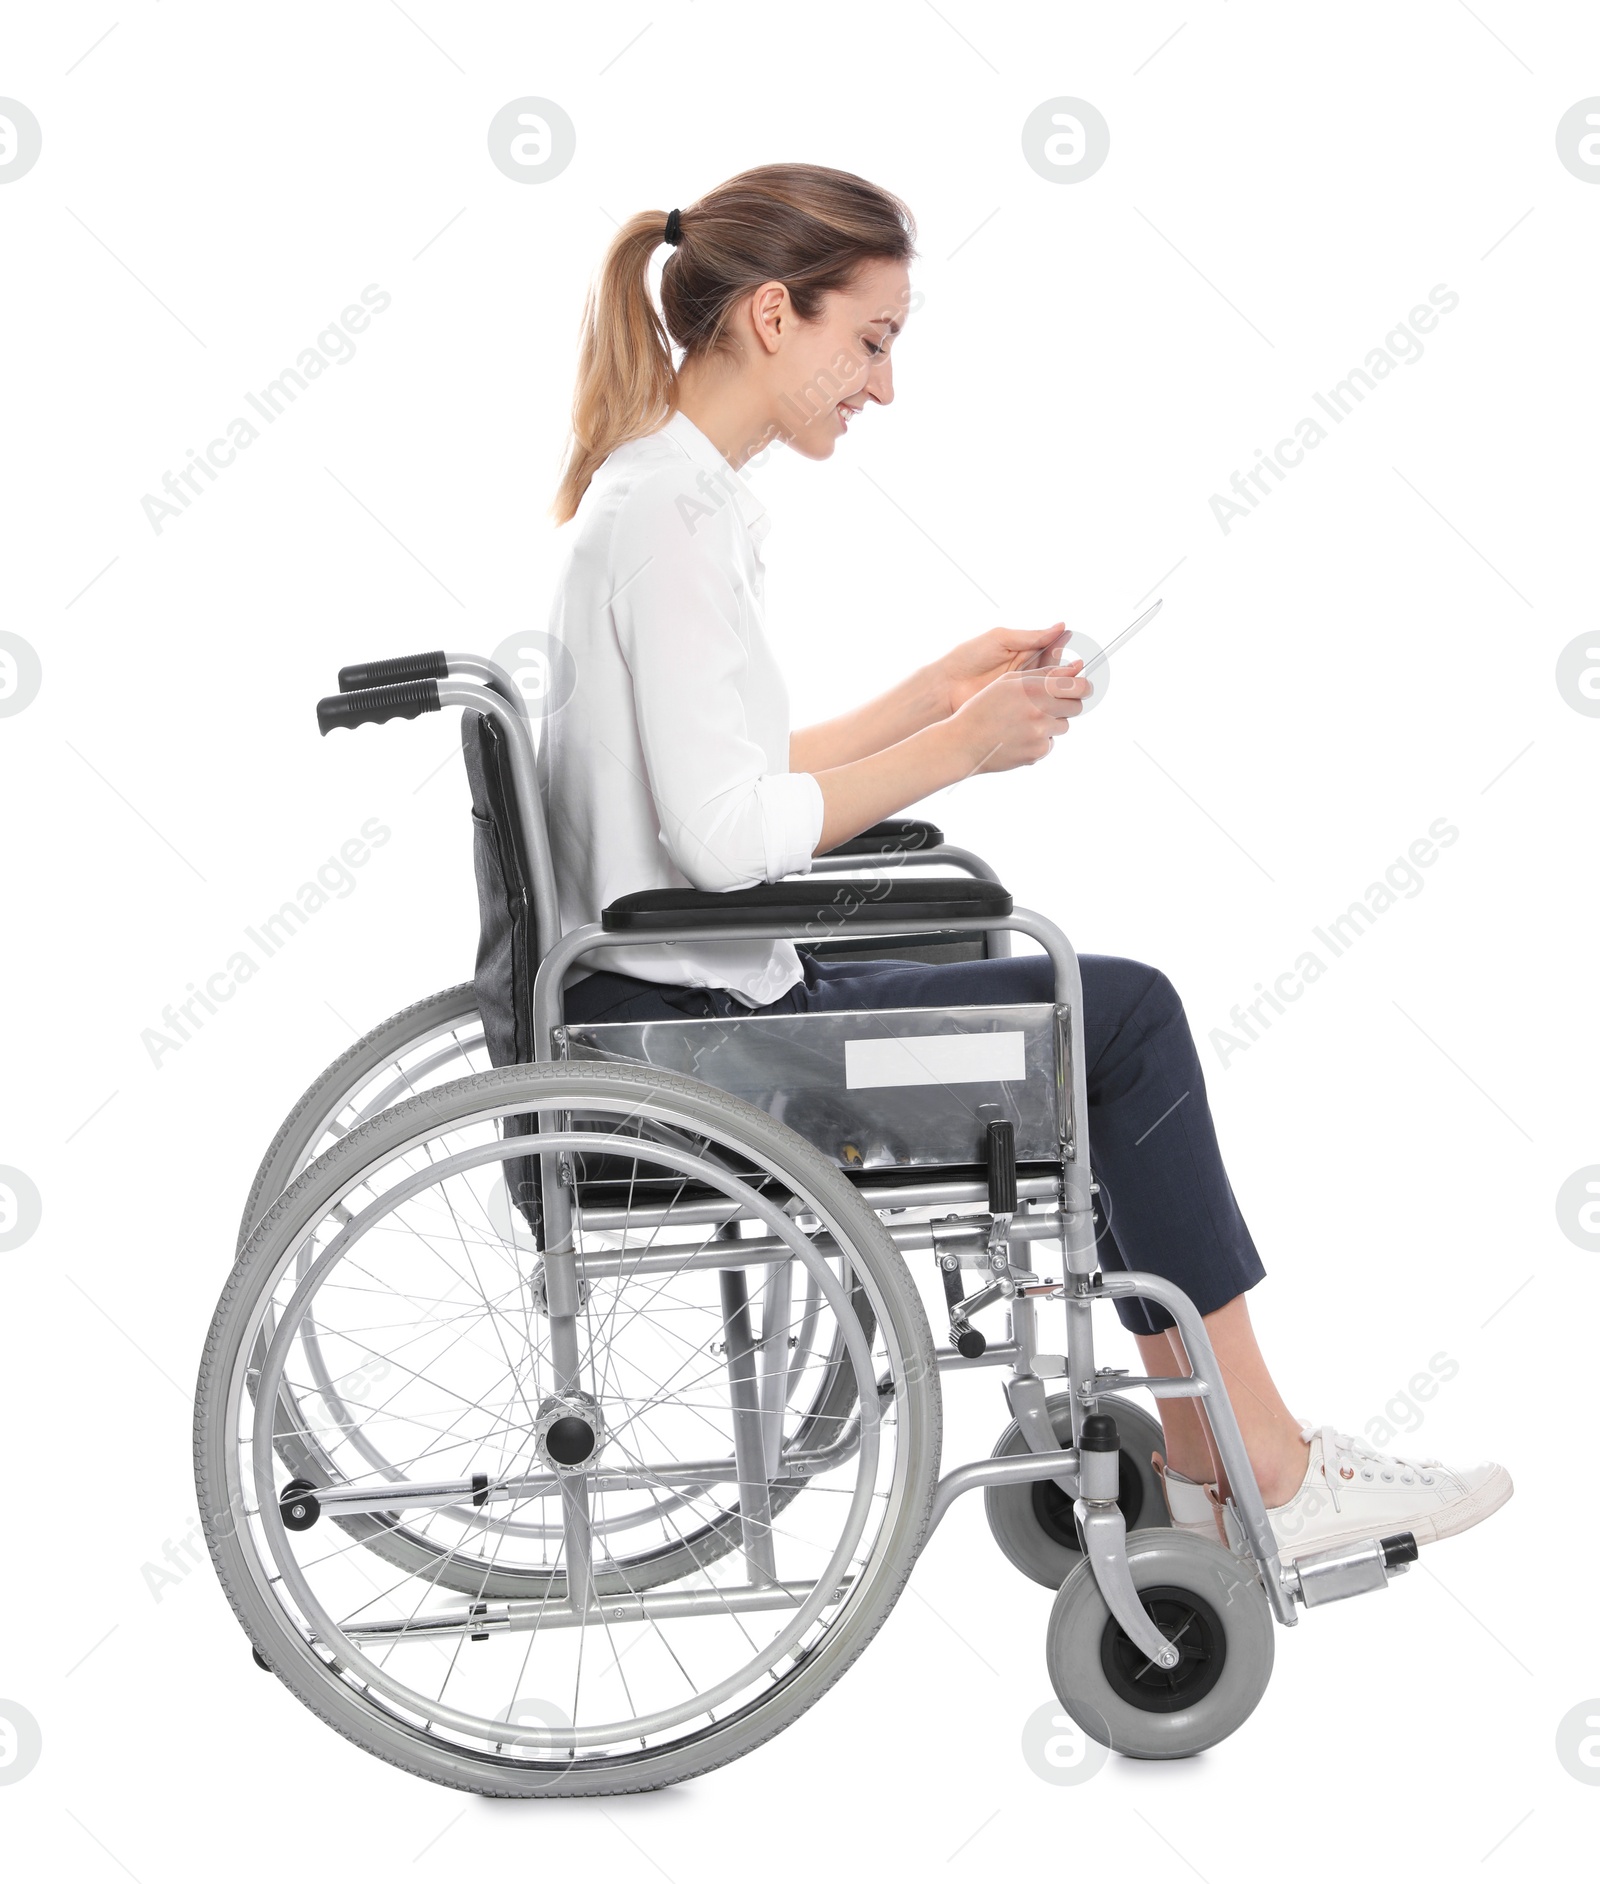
xmin=541 ymin=163 xmax=1510 ymax=1560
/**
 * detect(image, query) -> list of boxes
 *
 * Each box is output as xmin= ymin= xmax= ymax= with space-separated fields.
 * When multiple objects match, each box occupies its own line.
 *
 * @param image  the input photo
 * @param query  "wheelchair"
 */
xmin=194 ymin=650 xmax=1421 ymax=1796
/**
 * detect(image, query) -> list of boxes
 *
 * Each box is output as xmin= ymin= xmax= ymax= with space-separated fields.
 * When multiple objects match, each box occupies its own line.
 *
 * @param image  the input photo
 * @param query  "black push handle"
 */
xmin=337 ymin=650 xmax=449 ymax=692
xmin=986 ymin=1118 xmax=1017 ymax=1217
xmin=317 ymin=679 xmax=441 ymax=734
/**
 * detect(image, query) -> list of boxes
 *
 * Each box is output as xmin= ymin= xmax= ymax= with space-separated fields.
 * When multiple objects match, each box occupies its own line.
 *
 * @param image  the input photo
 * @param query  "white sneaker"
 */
xmin=1267 ymin=1422 xmax=1512 ymax=1559
xmin=1154 ymin=1424 xmax=1513 ymax=1562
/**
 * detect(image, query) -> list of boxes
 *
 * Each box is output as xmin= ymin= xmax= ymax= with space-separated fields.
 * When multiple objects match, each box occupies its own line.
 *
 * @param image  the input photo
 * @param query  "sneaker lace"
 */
xmin=1302 ymin=1422 xmax=1441 ymax=1512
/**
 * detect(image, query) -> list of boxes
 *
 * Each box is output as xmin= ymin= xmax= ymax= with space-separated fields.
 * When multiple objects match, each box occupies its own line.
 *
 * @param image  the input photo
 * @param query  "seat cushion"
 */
xmin=600 ymin=876 xmax=1011 ymax=933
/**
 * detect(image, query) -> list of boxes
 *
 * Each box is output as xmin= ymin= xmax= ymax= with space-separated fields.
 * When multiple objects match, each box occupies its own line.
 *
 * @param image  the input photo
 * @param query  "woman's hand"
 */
xmin=807 ymin=656 xmax=1092 ymax=853
xmin=944 ymin=660 xmax=1092 ymax=775
xmin=935 ymin=623 xmax=1071 ymax=715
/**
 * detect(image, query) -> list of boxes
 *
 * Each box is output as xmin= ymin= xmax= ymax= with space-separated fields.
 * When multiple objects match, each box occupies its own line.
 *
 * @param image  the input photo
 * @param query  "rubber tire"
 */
xmin=1045 ymin=1528 xmax=1274 ymax=1759
xmin=197 ymin=1058 xmax=941 ymax=1797
xmin=984 ymin=1394 xmax=1167 ymax=1589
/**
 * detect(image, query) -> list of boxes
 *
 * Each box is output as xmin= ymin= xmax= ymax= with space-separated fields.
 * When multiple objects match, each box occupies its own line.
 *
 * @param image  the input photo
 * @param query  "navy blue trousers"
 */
xmin=563 ymin=950 xmax=1266 ymax=1336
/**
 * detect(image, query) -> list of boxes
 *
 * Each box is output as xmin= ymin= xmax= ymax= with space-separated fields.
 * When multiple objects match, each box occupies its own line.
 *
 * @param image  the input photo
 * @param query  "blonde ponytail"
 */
xmin=552 ymin=166 xmax=916 ymax=523
xmin=553 ymin=211 xmax=677 ymax=525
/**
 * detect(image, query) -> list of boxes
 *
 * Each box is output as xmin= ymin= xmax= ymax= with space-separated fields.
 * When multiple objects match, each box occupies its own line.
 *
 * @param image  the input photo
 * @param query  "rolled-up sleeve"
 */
xmin=608 ymin=468 xmax=823 ymax=892
xmin=754 ymin=770 xmax=825 ymax=881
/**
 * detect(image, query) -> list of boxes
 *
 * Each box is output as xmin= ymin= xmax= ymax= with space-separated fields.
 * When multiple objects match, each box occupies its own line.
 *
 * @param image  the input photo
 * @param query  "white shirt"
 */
xmin=538 ymin=410 xmax=825 ymax=1004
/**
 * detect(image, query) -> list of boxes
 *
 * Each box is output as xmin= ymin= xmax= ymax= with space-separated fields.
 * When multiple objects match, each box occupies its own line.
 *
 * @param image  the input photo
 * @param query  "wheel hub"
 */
xmin=525 ymin=1262 xmax=591 ymax=1317
xmin=534 ymin=1392 xmax=604 ymax=1471
xmin=1100 ymin=1584 xmax=1226 ymax=1713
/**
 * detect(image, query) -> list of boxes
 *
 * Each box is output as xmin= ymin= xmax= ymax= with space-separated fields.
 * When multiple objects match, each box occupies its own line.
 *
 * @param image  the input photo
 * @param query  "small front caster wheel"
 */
xmin=1045 ymin=1528 xmax=1274 ymax=1759
xmin=252 ymin=1646 xmax=271 ymax=1671
xmin=984 ymin=1394 xmax=1167 ymax=1588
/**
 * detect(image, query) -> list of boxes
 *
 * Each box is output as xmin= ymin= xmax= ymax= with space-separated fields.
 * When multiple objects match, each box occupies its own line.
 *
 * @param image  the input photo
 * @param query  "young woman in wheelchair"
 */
xmin=544 ymin=163 xmax=1510 ymax=1564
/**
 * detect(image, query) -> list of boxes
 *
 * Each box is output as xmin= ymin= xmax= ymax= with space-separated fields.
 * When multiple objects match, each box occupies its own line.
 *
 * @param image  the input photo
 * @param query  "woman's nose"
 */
xmin=866 ymin=354 xmax=894 ymax=407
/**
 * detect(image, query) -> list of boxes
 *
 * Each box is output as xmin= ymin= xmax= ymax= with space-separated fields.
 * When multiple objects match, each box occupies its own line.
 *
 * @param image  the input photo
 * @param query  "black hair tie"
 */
xmin=663 ymin=207 xmax=683 ymax=247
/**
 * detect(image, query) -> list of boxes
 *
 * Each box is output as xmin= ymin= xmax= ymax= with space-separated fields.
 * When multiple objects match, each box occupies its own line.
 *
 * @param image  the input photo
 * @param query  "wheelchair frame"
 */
xmin=324 ymin=654 xmax=1330 ymax=1665
xmin=196 ymin=646 xmax=1425 ymax=1791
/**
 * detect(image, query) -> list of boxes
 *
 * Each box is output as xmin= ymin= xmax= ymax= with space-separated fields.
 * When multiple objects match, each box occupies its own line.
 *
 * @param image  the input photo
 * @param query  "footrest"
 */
xmin=1292 ymin=1532 xmax=1416 ymax=1607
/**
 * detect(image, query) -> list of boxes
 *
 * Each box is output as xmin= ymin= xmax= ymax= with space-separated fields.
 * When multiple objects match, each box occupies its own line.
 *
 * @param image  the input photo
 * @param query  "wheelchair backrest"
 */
xmin=461 ymin=710 xmax=540 ymax=1069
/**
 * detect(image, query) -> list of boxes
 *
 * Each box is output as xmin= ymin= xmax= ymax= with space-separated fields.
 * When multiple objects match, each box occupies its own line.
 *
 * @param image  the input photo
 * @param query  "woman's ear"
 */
xmin=749 ymin=280 xmax=790 ymax=355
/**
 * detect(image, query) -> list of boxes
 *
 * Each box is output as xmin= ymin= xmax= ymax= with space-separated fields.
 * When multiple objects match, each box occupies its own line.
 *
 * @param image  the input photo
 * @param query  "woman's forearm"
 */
xmin=799 ymin=659 xmax=1088 ymax=857
xmin=789 ymin=661 xmax=949 ymax=773
xmin=807 ymin=717 xmax=974 ymax=854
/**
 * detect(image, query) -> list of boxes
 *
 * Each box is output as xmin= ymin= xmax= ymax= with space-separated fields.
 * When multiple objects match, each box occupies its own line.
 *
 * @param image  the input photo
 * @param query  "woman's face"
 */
xmin=754 ymin=257 xmax=912 ymax=460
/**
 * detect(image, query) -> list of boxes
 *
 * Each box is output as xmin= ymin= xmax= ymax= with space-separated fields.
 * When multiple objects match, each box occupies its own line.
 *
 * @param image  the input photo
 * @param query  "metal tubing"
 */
xmin=443 ymin=654 xmax=525 ymax=715
xmin=1095 ymin=1270 xmax=1298 ymax=1624
xmin=1008 ymin=1290 xmax=1035 ymax=1368
xmin=925 ymin=1446 xmax=1082 ymax=1537
xmin=315 ymin=1475 xmax=531 ymax=1515
xmin=804 ymin=843 xmax=1010 ymax=957
xmin=534 ymin=1152 xmax=589 ymax=1614
xmin=1063 ymin=1292 xmax=1097 ymax=1450
xmin=904 ymin=1216 xmax=1068 ymax=1253
xmin=530 ymin=905 xmax=1083 ymax=1074
xmin=309 ymin=1418 xmax=869 ymax=1518
xmin=346 ymin=1577 xmax=848 ymax=1642
xmin=1090 ymin=1374 xmax=1210 ymax=1401
xmin=719 ymin=1267 xmax=778 ymax=1583
xmin=807 ymin=846 xmax=986 ymax=878
xmin=1003 ymin=1370 xmax=1078 ymax=1498
xmin=554 ymin=1211 xmax=1069 ymax=1283
xmin=1078 ymin=1445 xmax=1121 ymax=1505
xmin=757 ymin=1257 xmax=793 ymax=1476
xmin=934 ymin=1340 xmax=1021 ymax=1371
xmin=314 ymin=1466 xmax=711 ymax=1516
xmin=574 ymin=1175 xmax=1061 ymax=1229
xmin=437 ymin=680 xmax=559 ymax=972
xmin=556 ymin=1473 xmax=593 ymax=1619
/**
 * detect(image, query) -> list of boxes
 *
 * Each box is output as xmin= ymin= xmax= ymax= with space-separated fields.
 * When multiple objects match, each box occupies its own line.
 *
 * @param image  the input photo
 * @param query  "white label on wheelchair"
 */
xmin=844 ymin=1030 xmax=1026 ymax=1089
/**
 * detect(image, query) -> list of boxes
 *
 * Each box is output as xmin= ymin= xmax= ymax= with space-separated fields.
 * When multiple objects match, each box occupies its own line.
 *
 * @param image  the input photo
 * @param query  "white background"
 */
xmin=2 ymin=1 xmax=1595 ymax=1875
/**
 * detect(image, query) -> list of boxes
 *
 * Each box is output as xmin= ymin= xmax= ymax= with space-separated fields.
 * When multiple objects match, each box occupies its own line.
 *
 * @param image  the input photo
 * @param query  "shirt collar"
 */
xmin=662 ymin=409 xmax=771 ymax=549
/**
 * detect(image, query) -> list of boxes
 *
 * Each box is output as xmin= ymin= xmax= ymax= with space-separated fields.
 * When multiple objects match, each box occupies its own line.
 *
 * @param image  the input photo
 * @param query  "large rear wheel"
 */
xmin=197 ymin=1060 xmax=940 ymax=1794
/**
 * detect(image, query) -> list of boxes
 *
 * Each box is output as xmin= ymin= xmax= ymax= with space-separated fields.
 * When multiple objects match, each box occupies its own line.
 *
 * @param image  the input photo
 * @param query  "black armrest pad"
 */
xmin=601 ymin=876 xmax=1010 ymax=934
xmin=819 ymin=817 xmax=945 ymax=858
